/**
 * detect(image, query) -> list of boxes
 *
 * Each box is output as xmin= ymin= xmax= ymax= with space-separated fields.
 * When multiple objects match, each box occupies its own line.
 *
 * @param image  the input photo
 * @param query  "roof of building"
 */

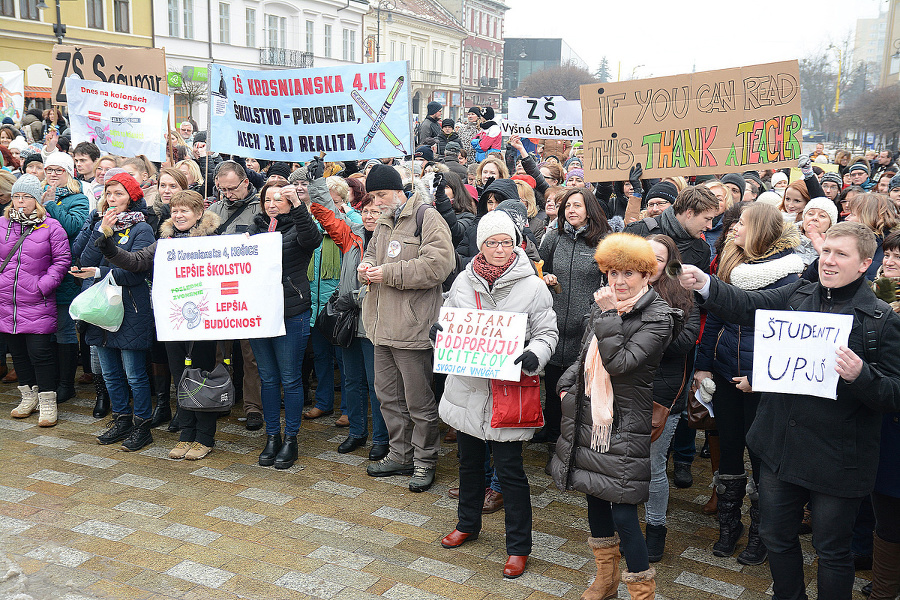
xmin=379 ymin=0 xmax=468 ymax=34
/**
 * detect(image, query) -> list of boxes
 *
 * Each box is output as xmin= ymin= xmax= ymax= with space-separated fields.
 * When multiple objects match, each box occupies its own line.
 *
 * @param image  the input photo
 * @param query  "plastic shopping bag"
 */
xmin=69 ymin=271 xmax=124 ymax=332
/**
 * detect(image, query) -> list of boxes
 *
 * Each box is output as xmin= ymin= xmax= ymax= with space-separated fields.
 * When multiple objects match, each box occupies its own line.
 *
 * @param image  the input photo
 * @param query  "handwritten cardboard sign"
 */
xmin=433 ymin=306 xmax=527 ymax=381
xmin=51 ymin=45 xmax=167 ymax=105
xmin=751 ymin=309 xmax=853 ymax=400
xmin=208 ymin=61 xmax=412 ymax=162
xmin=151 ymin=233 xmax=285 ymax=341
xmin=580 ymin=60 xmax=802 ymax=182
xmin=503 ymin=96 xmax=583 ymax=140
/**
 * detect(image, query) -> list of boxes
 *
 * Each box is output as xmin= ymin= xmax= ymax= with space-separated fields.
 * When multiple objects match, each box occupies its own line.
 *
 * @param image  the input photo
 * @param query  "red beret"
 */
xmin=105 ymin=172 xmax=144 ymax=203
xmin=511 ymin=174 xmax=536 ymax=189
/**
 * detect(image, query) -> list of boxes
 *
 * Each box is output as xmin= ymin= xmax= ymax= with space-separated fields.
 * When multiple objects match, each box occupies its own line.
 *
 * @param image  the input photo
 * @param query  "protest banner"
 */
xmin=751 ymin=309 xmax=852 ymax=400
xmin=789 ymin=162 xmax=838 ymax=183
xmin=151 ymin=233 xmax=285 ymax=341
xmin=207 ymin=61 xmax=412 ymax=162
xmin=502 ymin=96 xmax=583 ymax=140
xmin=67 ymin=77 xmax=170 ymax=162
xmin=433 ymin=306 xmax=527 ymax=381
xmin=51 ymin=45 xmax=167 ymax=105
xmin=580 ymin=60 xmax=802 ymax=182
xmin=0 ymin=71 xmax=25 ymax=122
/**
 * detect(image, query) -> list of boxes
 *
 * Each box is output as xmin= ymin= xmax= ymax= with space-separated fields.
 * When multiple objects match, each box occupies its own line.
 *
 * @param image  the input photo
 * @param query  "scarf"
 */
xmin=53 ymin=186 xmax=70 ymax=202
xmin=8 ymin=207 xmax=45 ymax=226
xmin=110 ymin=210 xmax=145 ymax=232
xmin=472 ymin=251 xmax=515 ymax=287
xmin=308 ymin=234 xmax=342 ymax=281
xmin=584 ymin=286 xmax=649 ymax=452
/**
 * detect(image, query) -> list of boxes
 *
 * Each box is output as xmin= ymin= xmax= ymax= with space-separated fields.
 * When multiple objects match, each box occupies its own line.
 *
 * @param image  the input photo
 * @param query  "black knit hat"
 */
xmin=21 ymin=153 xmax=43 ymax=171
xmin=414 ymin=145 xmax=434 ymax=162
xmin=821 ymin=172 xmax=843 ymax=188
xmin=848 ymin=162 xmax=870 ymax=175
xmin=267 ymin=161 xmax=292 ymax=180
xmin=467 ymin=106 xmax=482 ymax=118
xmin=427 ymin=101 xmax=443 ymax=115
xmin=193 ymin=131 xmax=207 ymax=144
xmin=645 ymin=181 xmax=678 ymax=204
xmin=365 ymin=163 xmax=403 ymax=192
xmin=742 ymin=171 xmax=766 ymax=193
xmin=441 ymin=118 xmax=454 ymax=129
xmin=721 ymin=173 xmax=746 ymax=196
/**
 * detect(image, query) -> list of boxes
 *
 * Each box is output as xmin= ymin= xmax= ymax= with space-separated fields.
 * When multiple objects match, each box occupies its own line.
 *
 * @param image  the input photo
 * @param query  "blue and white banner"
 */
xmin=208 ymin=61 xmax=412 ymax=162
xmin=66 ymin=76 xmax=170 ymax=162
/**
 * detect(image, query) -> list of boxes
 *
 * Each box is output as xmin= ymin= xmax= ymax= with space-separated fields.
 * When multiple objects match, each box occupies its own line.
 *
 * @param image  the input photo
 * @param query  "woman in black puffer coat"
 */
xmin=550 ymin=232 xmax=678 ymax=599
xmin=248 ymin=179 xmax=322 ymax=470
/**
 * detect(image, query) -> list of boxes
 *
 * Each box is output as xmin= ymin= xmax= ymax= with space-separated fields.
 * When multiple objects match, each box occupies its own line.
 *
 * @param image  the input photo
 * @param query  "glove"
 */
xmin=798 ymin=154 xmax=813 ymax=178
xmin=432 ymin=172 xmax=444 ymax=193
xmin=429 ymin=322 xmax=443 ymax=344
xmin=628 ymin=163 xmax=643 ymax=192
xmin=333 ymin=293 xmax=357 ymax=313
xmin=874 ymin=277 xmax=898 ymax=303
xmin=93 ymin=232 xmax=118 ymax=258
xmin=514 ymin=350 xmax=539 ymax=373
xmin=482 ymin=176 xmax=495 ymax=189
xmin=306 ymin=156 xmax=325 ymax=181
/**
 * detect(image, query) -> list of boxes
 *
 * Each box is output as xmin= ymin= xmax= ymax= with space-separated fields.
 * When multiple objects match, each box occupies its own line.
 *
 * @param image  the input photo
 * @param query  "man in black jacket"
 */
xmin=678 ymin=222 xmax=900 ymax=600
xmin=625 ymin=185 xmax=717 ymax=273
xmin=416 ymin=101 xmax=442 ymax=146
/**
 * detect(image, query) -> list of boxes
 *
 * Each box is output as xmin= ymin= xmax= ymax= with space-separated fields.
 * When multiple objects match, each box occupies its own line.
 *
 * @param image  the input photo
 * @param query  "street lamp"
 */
xmin=36 ymin=0 xmax=65 ymax=44
xmin=374 ymin=1 xmax=394 ymax=64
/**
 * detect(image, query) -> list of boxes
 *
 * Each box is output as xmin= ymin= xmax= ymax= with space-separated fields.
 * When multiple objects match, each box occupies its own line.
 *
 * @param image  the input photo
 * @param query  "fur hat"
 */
xmin=10 ymin=174 xmax=42 ymax=204
xmin=476 ymin=209 xmax=518 ymax=250
xmin=594 ymin=232 xmax=657 ymax=276
xmin=365 ymin=163 xmax=403 ymax=192
xmin=770 ymin=172 xmax=789 ymax=188
xmin=427 ymin=101 xmax=443 ymax=116
xmin=803 ymin=196 xmax=838 ymax=227
xmin=106 ymin=172 xmax=144 ymax=203
xmin=44 ymin=151 xmax=74 ymax=177
xmin=848 ymin=162 xmax=870 ymax=175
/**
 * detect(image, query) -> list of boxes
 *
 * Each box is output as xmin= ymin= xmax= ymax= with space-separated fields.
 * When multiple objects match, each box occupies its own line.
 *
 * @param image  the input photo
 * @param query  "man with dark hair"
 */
xmin=72 ymin=142 xmax=100 ymax=183
xmin=625 ymin=185 xmax=718 ymax=272
xmin=678 ymin=221 xmax=900 ymax=600
xmin=416 ymin=101 xmax=443 ymax=146
xmin=871 ymin=150 xmax=898 ymax=187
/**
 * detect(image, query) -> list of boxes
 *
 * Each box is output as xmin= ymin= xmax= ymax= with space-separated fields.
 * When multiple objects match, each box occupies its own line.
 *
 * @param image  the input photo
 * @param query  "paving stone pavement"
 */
xmin=0 ymin=380 xmax=874 ymax=599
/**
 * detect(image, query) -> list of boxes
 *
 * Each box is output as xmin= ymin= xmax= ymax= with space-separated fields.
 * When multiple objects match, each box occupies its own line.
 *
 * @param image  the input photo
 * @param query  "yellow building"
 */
xmin=0 ymin=0 xmax=153 ymax=107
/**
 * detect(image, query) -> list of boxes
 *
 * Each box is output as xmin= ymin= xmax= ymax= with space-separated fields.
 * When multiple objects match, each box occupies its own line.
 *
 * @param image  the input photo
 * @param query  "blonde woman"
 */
xmin=326 ymin=176 xmax=362 ymax=224
xmin=475 ymin=156 xmax=509 ymax=192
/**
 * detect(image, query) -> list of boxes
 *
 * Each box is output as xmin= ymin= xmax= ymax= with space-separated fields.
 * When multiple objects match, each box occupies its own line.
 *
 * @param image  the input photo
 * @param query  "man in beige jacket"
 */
xmin=358 ymin=164 xmax=455 ymax=492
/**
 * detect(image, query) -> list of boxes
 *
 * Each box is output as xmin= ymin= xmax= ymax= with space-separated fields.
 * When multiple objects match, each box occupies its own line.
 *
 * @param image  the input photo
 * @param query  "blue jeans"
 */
xmin=96 ymin=347 xmax=151 ymax=418
xmin=340 ymin=336 xmax=388 ymax=443
xmin=671 ymin=410 xmax=697 ymax=464
xmin=251 ymin=311 xmax=310 ymax=437
xmin=53 ymin=304 xmax=78 ymax=345
xmin=310 ymin=326 xmax=343 ymax=412
xmin=646 ymin=411 xmax=681 ymax=526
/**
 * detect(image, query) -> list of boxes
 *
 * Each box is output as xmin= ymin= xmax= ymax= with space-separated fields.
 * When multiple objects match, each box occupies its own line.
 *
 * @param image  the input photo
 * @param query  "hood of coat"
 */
xmin=159 ymin=210 xmax=221 ymax=238
xmin=476 ymin=178 xmax=519 ymax=215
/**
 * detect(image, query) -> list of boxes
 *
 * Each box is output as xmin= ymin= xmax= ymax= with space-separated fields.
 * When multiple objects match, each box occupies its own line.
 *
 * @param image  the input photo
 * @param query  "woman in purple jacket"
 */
xmin=4 ymin=174 xmax=72 ymax=427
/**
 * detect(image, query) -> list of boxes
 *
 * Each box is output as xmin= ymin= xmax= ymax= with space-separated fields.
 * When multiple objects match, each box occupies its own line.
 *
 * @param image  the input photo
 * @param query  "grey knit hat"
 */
xmin=288 ymin=164 xmax=308 ymax=184
xmin=11 ymin=174 xmax=43 ymax=204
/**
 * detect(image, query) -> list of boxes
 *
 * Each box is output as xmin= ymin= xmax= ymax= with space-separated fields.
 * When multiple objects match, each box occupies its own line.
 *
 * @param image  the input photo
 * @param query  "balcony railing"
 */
xmin=259 ymin=48 xmax=314 ymax=68
xmin=411 ymin=69 xmax=442 ymax=84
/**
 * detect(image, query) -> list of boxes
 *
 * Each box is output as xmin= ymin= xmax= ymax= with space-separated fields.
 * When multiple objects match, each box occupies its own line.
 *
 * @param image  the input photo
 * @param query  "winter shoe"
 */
xmin=167 ymin=407 xmax=182 ymax=433
xmin=184 ymin=442 xmax=212 ymax=460
xmin=97 ymin=413 xmax=134 ymax=445
xmin=37 ymin=391 xmax=57 ymax=427
xmin=581 ymin=534 xmax=620 ymax=600
xmin=55 ymin=343 xmax=79 ymax=403
xmin=258 ymin=433 xmax=282 ymax=467
xmin=274 ymin=435 xmax=298 ymax=469
xmin=92 ymin=375 xmax=110 ymax=419
xmin=645 ymin=523 xmax=667 ymax=563
xmin=712 ymin=472 xmax=747 ymax=557
xmin=366 ymin=457 xmax=414 ymax=477
xmin=169 ymin=441 xmax=191 ymax=459
xmin=10 ymin=385 xmax=38 ymax=418
xmin=673 ymin=461 xmax=693 ymax=488
xmin=622 ymin=567 xmax=656 ymax=600
xmin=121 ymin=416 xmax=153 ymax=451
xmin=149 ymin=364 xmax=172 ymax=428
xmin=738 ymin=480 xmax=767 ymax=565
xmin=870 ymin=533 xmax=900 ymax=599
xmin=408 ymin=465 xmax=436 ymax=492
xmin=545 ymin=442 xmax=556 ymax=476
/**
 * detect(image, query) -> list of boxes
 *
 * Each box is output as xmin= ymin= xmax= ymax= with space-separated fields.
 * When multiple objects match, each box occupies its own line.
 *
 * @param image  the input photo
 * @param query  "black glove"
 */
xmin=306 ymin=156 xmax=325 ymax=181
xmin=333 ymin=293 xmax=357 ymax=313
xmin=628 ymin=163 xmax=643 ymax=192
xmin=432 ymin=172 xmax=444 ymax=193
xmin=93 ymin=232 xmax=117 ymax=258
xmin=514 ymin=350 xmax=539 ymax=373
xmin=429 ymin=322 xmax=443 ymax=344
xmin=483 ymin=176 xmax=496 ymax=189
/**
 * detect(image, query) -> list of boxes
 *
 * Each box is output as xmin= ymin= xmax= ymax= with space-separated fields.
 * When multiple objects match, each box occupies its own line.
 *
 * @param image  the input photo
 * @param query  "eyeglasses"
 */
xmin=647 ymin=200 xmax=670 ymax=208
xmin=216 ymin=178 xmax=247 ymax=194
xmin=44 ymin=167 xmax=66 ymax=175
xmin=483 ymin=239 xmax=515 ymax=248
xmin=361 ymin=209 xmax=381 ymax=218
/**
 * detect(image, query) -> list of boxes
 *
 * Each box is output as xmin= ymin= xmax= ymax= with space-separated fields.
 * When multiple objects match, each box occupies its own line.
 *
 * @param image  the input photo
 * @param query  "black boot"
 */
xmin=645 ymin=523 xmax=667 ymax=563
xmin=149 ymin=364 xmax=172 ymax=428
xmin=121 ymin=416 xmax=154 ymax=452
xmin=737 ymin=499 xmax=768 ymax=565
xmin=712 ymin=472 xmax=747 ymax=557
xmin=274 ymin=435 xmax=298 ymax=469
xmin=259 ymin=433 xmax=282 ymax=467
xmin=56 ymin=343 xmax=79 ymax=403
xmin=97 ymin=413 xmax=133 ymax=445
xmin=92 ymin=375 xmax=110 ymax=419
xmin=544 ymin=443 xmax=556 ymax=476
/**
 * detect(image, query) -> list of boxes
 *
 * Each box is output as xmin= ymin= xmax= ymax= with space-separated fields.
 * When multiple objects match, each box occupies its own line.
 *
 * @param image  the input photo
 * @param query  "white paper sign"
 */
xmin=752 ymin=309 xmax=853 ymax=400
xmin=433 ymin=306 xmax=527 ymax=380
xmin=0 ymin=70 xmax=25 ymax=122
xmin=66 ymin=76 xmax=170 ymax=162
xmin=502 ymin=96 xmax=583 ymax=140
xmin=151 ymin=233 xmax=285 ymax=341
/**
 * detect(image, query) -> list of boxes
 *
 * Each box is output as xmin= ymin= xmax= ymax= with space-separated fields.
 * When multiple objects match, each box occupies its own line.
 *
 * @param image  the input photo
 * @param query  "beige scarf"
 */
xmin=584 ymin=286 xmax=649 ymax=452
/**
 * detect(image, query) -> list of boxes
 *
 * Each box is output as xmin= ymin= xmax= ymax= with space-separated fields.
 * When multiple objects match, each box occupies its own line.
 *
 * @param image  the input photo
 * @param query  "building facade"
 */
xmin=854 ymin=10 xmax=887 ymax=91
xmin=502 ymin=37 xmax=588 ymax=108
xmin=880 ymin=0 xmax=900 ymax=87
xmin=0 ymin=0 xmax=153 ymax=110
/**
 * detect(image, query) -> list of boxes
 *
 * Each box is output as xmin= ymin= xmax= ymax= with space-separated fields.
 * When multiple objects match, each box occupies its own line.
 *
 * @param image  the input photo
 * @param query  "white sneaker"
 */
xmin=10 ymin=385 xmax=38 ymax=418
xmin=37 ymin=391 xmax=57 ymax=427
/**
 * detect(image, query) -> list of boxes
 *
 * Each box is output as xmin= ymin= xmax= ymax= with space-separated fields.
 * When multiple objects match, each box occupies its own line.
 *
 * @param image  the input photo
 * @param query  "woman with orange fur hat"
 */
xmin=548 ymin=232 xmax=680 ymax=599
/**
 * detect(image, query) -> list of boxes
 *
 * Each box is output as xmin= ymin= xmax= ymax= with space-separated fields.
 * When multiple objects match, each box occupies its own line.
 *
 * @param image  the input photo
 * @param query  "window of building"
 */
xmin=266 ymin=14 xmax=279 ymax=48
xmin=174 ymin=95 xmax=190 ymax=127
xmin=432 ymin=49 xmax=437 ymax=71
xmin=0 ymin=0 xmax=14 ymax=17
xmin=399 ymin=42 xmax=405 ymax=60
xmin=20 ymin=0 xmax=39 ymax=20
xmin=324 ymin=23 xmax=332 ymax=57
xmin=113 ymin=0 xmax=128 ymax=32
xmin=411 ymin=44 xmax=416 ymax=68
xmin=350 ymin=30 xmax=355 ymax=62
xmin=245 ymin=8 xmax=255 ymax=46
xmin=390 ymin=40 xmax=396 ymax=61
xmin=450 ymin=52 xmax=455 ymax=75
xmin=305 ymin=20 xmax=314 ymax=53
xmin=183 ymin=0 xmax=193 ymax=38
xmin=342 ymin=29 xmax=349 ymax=61
xmin=218 ymin=2 xmax=229 ymax=43
xmin=88 ymin=0 xmax=104 ymax=29
xmin=420 ymin=47 xmax=424 ymax=70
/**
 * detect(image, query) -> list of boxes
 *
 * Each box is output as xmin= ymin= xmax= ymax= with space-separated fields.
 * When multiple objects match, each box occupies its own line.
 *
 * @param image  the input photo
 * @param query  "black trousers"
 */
xmin=457 ymin=431 xmax=532 ymax=556
xmin=712 ymin=372 xmax=761 ymax=484
xmin=586 ymin=494 xmax=650 ymax=573
xmin=166 ymin=340 xmax=218 ymax=447
xmin=542 ymin=363 xmax=566 ymax=440
xmin=5 ymin=333 xmax=55 ymax=392
xmin=872 ymin=492 xmax=900 ymax=543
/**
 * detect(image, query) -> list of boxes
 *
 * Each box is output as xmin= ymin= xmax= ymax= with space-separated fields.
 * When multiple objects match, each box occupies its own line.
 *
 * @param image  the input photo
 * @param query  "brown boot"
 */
xmin=871 ymin=533 xmax=900 ymax=599
xmin=582 ymin=534 xmax=620 ymax=600
xmin=623 ymin=567 xmax=656 ymax=599
xmin=702 ymin=434 xmax=720 ymax=515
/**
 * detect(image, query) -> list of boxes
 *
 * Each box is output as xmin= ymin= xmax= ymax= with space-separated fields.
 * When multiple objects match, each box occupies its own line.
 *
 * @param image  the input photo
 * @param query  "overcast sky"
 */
xmin=505 ymin=0 xmax=887 ymax=79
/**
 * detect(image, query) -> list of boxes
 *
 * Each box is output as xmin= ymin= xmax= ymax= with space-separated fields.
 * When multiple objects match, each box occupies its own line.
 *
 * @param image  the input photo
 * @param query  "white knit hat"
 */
xmin=756 ymin=191 xmax=782 ymax=207
xmin=803 ymin=197 xmax=838 ymax=228
xmin=44 ymin=151 xmax=74 ymax=177
xmin=770 ymin=172 xmax=788 ymax=188
xmin=476 ymin=210 xmax=518 ymax=250
xmin=8 ymin=136 xmax=27 ymax=153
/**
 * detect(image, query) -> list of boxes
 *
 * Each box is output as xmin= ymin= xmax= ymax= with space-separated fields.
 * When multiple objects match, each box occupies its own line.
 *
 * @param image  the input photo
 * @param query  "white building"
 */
xmin=155 ymin=0 xmax=368 ymax=128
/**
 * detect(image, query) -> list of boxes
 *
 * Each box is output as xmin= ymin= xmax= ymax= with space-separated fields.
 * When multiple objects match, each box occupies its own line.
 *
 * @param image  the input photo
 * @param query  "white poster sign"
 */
xmin=66 ymin=76 xmax=170 ymax=162
xmin=752 ymin=309 xmax=853 ymax=400
xmin=433 ymin=307 xmax=527 ymax=380
xmin=502 ymin=96 xmax=583 ymax=140
xmin=151 ymin=233 xmax=285 ymax=341
xmin=0 ymin=70 xmax=25 ymax=122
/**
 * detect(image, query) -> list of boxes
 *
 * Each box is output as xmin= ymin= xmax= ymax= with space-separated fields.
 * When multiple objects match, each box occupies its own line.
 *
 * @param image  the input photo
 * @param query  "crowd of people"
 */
xmin=1 ymin=104 xmax=900 ymax=599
